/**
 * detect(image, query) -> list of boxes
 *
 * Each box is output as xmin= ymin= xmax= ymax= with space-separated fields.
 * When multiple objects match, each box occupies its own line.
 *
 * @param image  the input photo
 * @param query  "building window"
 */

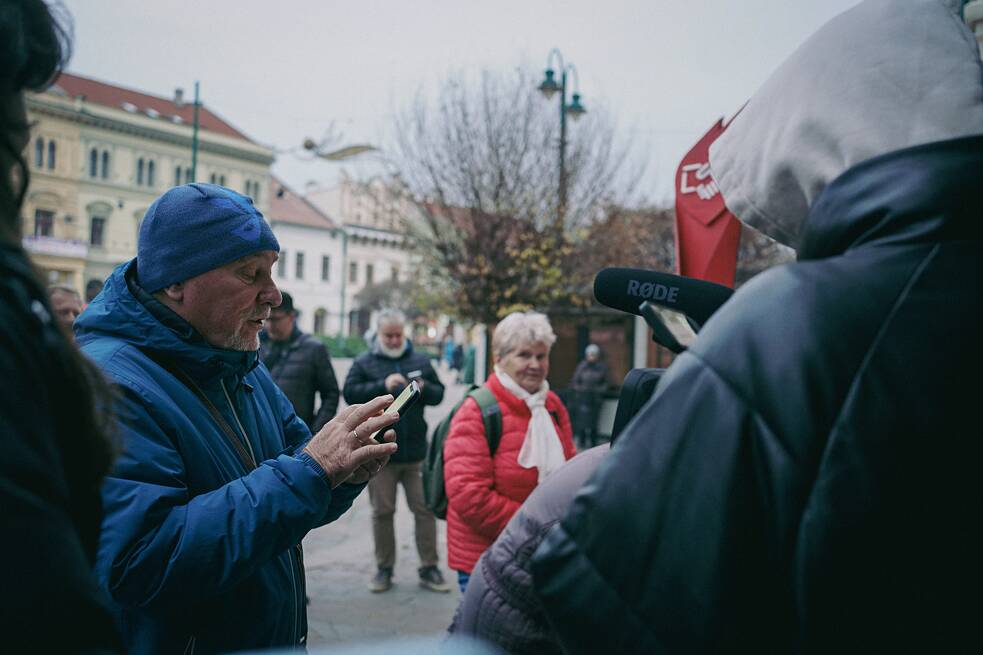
xmin=349 ymin=261 xmax=357 ymax=284
xmin=277 ymin=251 xmax=287 ymax=279
xmin=101 ymin=150 xmax=110 ymax=179
xmin=391 ymin=266 xmax=399 ymax=281
xmin=244 ymin=180 xmax=252 ymax=197
xmin=185 ymin=167 xmax=192 ymax=184
xmin=253 ymin=182 xmax=260 ymax=203
xmin=47 ymin=140 xmax=56 ymax=170
xmin=90 ymin=217 xmax=106 ymax=247
xmin=147 ymin=160 xmax=156 ymax=187
xmin=295 ymin=251 xmax=305 ymax=280
xmin=174 ymin=165 xmax=182 ymax=186
xmin=321 ymin=255 xmax=330 ymax=282
xmin=34 ymin=138 xmax=44 ymax=168
xmin=313 ymin=308 xmax=327 ymax=336
xmin=365 ymin=264 xmax=374 ymax=285
xmin=34 ymin=209 xmax=54 ymax=237
xmin=219 ymin=175 xmax=226 ymax=186
xmin=136 ymin=158 xmax=144 ymax=186
xmin=209 ymin=173 xmax=217 ymax=184
xmin=89 ymin=148 xmax=98 ymax=178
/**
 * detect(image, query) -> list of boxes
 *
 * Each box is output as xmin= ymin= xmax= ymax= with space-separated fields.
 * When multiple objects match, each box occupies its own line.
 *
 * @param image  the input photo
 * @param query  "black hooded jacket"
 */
xmin=531 ymin=137 xmax=983 ymax=653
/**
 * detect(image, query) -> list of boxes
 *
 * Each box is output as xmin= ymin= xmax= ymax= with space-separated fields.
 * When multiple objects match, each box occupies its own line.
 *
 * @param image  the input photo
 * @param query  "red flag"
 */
xmin=674 ymin=118 xmax=741 ymax=288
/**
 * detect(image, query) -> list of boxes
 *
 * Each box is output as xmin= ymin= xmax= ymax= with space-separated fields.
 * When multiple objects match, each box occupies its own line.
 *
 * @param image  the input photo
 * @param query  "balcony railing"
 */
xmin=22 ymin=235 xmax=89 ymax=259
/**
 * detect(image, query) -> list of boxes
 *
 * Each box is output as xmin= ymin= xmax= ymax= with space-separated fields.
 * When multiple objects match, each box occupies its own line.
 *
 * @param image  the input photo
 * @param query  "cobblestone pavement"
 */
xmin=304 ymin=359 xmax=467 ymax=649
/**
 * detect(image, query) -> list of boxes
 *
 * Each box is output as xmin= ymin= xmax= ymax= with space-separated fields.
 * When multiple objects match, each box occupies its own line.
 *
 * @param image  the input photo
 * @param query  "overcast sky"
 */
xmin=60 ymin=0 xmax=860 ymax=205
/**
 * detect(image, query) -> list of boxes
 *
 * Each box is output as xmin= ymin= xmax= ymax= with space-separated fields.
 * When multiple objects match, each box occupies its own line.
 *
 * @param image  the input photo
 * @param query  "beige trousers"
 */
xmin=367 ymin=460 xmax=438 ymax=570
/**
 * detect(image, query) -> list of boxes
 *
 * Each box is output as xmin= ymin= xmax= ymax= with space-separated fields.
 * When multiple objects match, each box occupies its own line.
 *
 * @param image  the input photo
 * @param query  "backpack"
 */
xmin=423 ymin=384 xmax=501 ymax=520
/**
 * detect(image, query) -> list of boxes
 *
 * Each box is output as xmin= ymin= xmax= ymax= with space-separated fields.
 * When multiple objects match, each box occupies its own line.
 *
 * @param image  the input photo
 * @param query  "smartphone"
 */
xmin=369 ymin=379 xmax=421 ymax=442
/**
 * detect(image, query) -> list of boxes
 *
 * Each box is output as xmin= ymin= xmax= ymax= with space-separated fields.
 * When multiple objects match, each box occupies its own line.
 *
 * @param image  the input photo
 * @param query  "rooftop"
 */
xmin=50 ymin=72 xmax=252 ymax=142
xmin=268 ymin=177 xmax=337 ymax=230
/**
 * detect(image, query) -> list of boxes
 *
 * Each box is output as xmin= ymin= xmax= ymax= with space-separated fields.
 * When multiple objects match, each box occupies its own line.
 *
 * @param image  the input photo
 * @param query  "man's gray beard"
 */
xmin=225 ymin=331 xmax=259 ymax=352
xmin=379 ymin=341 xmax=407 ymax=359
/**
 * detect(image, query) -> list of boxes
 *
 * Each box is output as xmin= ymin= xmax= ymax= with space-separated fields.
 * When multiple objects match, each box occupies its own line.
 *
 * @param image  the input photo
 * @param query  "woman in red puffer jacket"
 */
xmin=444 ymin=312 xmax=576 ymax=593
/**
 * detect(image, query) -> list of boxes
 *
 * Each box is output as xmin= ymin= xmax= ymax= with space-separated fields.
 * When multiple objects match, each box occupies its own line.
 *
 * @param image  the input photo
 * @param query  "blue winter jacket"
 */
xmin=77 ymin=260 xmax=363 ymax=654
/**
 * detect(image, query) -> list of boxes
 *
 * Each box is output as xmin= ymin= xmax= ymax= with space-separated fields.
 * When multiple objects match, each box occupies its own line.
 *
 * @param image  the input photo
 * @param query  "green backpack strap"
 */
xmin=469 ymin=386 xmax=502 ymax=455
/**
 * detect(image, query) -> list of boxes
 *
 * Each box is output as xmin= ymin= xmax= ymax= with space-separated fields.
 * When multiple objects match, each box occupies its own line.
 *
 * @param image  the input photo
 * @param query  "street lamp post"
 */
xmin=537 ymin=49 xmax=586 ymax=224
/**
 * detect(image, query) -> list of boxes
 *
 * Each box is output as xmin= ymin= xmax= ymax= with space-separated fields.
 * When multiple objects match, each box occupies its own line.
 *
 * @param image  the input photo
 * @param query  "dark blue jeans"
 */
xmin=456 ymin=570 xmax=470 ymax=594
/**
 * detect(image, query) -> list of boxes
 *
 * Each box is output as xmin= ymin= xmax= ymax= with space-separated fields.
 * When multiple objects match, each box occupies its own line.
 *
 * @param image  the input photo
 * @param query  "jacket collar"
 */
xmin=798 ymin=135 xmax=983 ymax=261
xmin=75 ymin=259 xmax=258 ymax=385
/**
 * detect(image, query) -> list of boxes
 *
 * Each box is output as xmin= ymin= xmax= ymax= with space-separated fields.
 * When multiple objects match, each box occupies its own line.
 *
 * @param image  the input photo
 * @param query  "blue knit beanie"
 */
xmin=137 ymin=183 xmax=280 ymax=292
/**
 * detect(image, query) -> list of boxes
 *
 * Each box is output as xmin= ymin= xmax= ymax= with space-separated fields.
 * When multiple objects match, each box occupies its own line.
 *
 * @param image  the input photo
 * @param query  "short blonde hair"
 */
xmin=492 ymin=311 xmax=556 ymax=360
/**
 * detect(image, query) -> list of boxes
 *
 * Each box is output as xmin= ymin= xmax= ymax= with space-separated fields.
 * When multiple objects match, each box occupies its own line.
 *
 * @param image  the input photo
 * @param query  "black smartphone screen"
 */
xmin=370 ymin=380 xmax=420 ymax=442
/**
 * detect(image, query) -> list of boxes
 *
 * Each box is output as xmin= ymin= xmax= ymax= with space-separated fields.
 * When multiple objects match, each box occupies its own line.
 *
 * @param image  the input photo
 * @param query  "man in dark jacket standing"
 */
xmin=531 ymin=1 xmax=983 ymax=653
xmin=77 ymin=183 xmax=400 ymax=654
xmin=344 ymin=309 xmax=449 ymax=593
xmin=261 ymin=291 xmax=340 ymax=432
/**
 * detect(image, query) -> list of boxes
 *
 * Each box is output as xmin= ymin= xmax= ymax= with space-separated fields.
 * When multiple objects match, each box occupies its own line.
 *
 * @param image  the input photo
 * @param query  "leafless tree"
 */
xmin=381 ymin=66 xmax=644 ymax=324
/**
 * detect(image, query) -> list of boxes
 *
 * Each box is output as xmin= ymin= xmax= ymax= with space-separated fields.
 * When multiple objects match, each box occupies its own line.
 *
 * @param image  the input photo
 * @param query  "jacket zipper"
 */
xmin=220 ymin=379 xmax=258 ymax=466
xmin=221 ymin=378 xmax=303 ymax=644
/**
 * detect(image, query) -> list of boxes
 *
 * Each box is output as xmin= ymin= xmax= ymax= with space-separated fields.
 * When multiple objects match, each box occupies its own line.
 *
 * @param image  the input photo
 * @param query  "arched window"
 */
xmin=34 ymin=138 xmax=44 ymax=168
xmin=47 ymin=140 xmax=56 ymax=170
xmin=147 ymin=160 xmax=156 ymax=187
xmin=136 ymin=158 xmax=144 ymax=186
xmin=101 ymin=151 xmax=110 ymax=179
xmin=89 ymin=148 xmax=98 ymax=178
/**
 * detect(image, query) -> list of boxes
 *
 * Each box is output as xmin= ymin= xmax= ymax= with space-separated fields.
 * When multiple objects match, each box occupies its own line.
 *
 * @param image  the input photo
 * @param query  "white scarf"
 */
xmin=495 ymin=366 xmax=566 ymax=483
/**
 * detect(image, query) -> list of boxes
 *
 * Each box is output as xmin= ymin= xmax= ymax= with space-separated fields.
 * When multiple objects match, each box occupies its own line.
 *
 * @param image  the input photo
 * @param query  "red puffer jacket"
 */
xmin=444 ymin=373 xmax=575 ymax=573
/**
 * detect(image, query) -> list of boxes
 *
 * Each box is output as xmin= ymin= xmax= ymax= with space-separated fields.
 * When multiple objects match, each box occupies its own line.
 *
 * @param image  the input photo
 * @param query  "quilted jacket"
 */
xmin=444 ymin=373 xmax=574 ymax=572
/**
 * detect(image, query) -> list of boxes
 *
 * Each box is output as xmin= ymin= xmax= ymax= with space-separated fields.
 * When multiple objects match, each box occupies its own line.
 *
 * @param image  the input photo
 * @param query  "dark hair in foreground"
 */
xmin=1 ymin=0 xmax=116 ymax=474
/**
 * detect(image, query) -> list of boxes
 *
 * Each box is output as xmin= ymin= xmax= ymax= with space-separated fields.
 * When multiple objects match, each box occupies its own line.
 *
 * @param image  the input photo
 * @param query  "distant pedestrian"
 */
xmin=261 ymin=291 xmax=340 ymax=432
xmin=569 ymin=344 xmax=609 ymax=448
xmin=343 ymin=309 xmax=450 ymax=593
xmin=443 ymin=312 xmax=575 ymax=594
xmin=47 ymin=283 xmax=82 ymax=337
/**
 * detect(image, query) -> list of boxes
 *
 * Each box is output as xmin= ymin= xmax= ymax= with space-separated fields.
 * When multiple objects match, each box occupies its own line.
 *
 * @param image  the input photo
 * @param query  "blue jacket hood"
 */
xmin=76 ymin=259 xmax=258 ymax=385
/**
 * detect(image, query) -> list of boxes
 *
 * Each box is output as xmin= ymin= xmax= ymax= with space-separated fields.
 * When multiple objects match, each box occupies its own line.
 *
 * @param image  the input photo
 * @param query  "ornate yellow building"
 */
xmin=24 ymin=73 xmax=274 ymax=296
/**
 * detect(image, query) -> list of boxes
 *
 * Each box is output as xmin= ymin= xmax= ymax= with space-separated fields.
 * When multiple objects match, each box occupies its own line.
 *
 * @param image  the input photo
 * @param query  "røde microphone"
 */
xmin=593 ymin=267 xmax=734 ymax=327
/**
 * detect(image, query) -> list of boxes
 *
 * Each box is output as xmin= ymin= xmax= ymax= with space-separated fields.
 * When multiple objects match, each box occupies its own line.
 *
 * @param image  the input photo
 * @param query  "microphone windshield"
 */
xmin=593 ymin=268 xmax=733 ymax=326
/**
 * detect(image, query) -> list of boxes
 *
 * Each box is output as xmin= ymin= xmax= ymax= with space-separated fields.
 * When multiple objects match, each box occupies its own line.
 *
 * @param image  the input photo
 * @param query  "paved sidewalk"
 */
xmin=305 ymin=359 xmax=466 ymax=648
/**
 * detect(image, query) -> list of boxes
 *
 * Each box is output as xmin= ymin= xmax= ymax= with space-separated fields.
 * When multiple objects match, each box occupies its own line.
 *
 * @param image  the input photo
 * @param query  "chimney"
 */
xmin=174 ymin=88 xmax=185 ymax=107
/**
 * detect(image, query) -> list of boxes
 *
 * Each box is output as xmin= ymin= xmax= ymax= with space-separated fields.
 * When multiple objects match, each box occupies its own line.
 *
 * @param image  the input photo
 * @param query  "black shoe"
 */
xmin=369 ymin=567 xmax=393 ymax=593
xmin=418 ymin=566 xmax=450 ymax=593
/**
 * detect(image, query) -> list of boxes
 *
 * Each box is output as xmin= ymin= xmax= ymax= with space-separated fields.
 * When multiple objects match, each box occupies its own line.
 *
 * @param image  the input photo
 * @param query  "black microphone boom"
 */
xmin=593 ymin=267 xmax=734 ymax=327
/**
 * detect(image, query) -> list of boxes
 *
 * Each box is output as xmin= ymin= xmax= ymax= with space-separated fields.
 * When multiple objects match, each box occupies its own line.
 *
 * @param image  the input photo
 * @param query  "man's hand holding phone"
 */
xmin=302 ymin=395 xmax=399 ymax=488
xmin=384 ymin=373 xmax=408 ymax=393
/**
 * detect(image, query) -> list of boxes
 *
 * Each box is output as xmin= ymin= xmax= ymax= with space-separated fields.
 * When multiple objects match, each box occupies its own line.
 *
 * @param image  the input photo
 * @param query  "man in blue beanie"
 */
xmin=76 ymin=183 xmax=401 ymax=654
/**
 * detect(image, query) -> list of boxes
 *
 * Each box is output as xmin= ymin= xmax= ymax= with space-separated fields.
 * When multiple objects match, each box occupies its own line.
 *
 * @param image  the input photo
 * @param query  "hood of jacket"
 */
xmin=709 ymin=0 xmax=983 ymax=250
xmin=75 ymin=259 xmax=258 ymax=385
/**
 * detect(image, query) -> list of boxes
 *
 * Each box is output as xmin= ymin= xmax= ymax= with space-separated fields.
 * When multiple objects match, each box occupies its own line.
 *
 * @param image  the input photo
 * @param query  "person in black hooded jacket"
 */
xmin=531 ymin=1 xmax=983 ymax=653
xmin=343 ymin=309 xmax=448 ymax=593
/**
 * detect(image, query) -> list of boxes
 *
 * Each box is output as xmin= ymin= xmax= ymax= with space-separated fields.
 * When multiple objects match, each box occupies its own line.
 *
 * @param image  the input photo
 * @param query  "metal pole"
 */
xmin=338 ymin=229 xmax=348 ymax=336
xmin=190 ymin=81 xmax=200 ymax=182
xmin=558 ymin=69 xmax=568 ymax=226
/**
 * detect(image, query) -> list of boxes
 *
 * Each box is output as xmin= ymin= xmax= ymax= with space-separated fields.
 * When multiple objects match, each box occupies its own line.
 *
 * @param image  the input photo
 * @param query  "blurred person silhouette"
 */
xmin=260 ymin=291 xmax=340 ymax=432
xmin=76 ymin=183 xmax=400 ymax=653
xmin=443 ymin=312 xmax=576 ymax=594
xmin=569 ymin=343 xmax=609 ymax=448
xmin=531 ymin=1 xmax=983 ymax=652
xmin=0 ymin=0 xmax=121 ymax=651
xmin=47 ymin=282 xmax=82 ymax=337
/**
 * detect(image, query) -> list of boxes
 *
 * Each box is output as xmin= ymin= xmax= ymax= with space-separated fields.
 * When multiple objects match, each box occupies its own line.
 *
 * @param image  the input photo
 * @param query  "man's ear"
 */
xmin=160 ymin=282 xmax=185 ymax=303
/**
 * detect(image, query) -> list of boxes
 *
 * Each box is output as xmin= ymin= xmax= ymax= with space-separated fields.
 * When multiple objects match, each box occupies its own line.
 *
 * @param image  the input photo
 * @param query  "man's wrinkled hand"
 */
xmin=302 ymin=395 xmax=399 ymax=488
